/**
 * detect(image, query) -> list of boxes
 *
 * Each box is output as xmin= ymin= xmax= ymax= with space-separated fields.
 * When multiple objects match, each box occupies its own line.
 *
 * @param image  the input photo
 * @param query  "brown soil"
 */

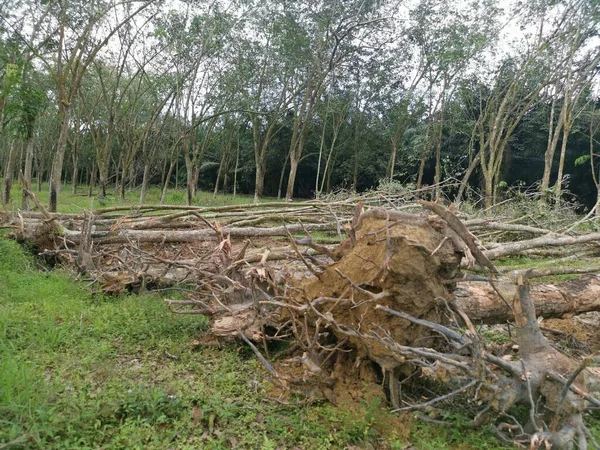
xmin=294 ymin=215 xmax=461 ymax=374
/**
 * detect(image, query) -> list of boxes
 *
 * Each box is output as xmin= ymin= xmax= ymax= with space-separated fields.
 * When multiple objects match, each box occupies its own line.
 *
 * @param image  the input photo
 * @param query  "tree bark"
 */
xmin=49 ymin=103 xmax=71 ymax=212
xmin=161 ymin=158 xmax=176 ymax=205
xmin=3 ymin=140 xmax=18 ymax=205
xmin=455 ymin=276 xmax=600 ymax=324
xmin=21 ymin=138 xmax=34 ymax=210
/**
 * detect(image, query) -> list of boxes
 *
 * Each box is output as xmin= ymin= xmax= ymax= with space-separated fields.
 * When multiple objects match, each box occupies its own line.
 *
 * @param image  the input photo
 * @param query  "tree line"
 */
xmin=0 ymin=0 xmax=599 ymax=212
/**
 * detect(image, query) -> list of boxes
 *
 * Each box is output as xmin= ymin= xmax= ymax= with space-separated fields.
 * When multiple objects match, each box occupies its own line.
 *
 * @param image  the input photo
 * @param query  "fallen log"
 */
xmin=455 ymin=275 xmax=600 ymax=324
xmin=483 ymin=232 xmax=600 ymax=260
xmin=62 ymin=221 xmax=343 ymax=244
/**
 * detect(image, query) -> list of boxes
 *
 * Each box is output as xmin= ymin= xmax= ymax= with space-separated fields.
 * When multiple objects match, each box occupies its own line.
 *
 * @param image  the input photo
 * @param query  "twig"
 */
xmin=237 ymin=330 xmax=286 ymax=387
xmin=391 ymin=379 xmax=478 ymax=413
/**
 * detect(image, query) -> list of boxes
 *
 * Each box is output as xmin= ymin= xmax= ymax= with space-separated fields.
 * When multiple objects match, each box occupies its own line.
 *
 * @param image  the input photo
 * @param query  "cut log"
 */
xmin=455 ymin=276 xmax=600 ymax=324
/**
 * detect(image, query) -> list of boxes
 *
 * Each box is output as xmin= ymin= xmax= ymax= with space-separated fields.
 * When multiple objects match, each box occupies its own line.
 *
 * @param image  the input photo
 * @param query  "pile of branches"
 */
xmin=4 ymin=192 xmax=600 ymax=448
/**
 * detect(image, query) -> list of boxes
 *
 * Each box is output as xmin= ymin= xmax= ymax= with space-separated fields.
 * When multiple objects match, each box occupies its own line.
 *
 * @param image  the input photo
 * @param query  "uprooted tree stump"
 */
xmin=187 ymin=205 xmax=600 ymax=449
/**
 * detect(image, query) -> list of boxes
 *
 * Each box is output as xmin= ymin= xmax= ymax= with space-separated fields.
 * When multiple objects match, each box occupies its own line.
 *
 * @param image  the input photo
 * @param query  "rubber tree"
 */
xmin=538 ymin=0 xmax=600 ymax=203
xmin=231 ymin=8 xmax=293 ymax=203
xmin=46 ymin=0 xmax=153 ymax=211
xmin=280 ymin=0 xmax=390 ymax=200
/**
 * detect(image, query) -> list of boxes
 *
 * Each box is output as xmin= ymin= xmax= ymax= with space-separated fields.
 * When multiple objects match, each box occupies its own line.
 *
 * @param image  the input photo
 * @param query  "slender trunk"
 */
xmin=35 ymin=153 xmax=43 ymax=192
xmin=128 ymin=161 xmax=136 ymax=191
xmin=88 ymin=166 xmax=96 ymax=197
xmin=352 ymin=115 xmax=362 ymax=190
xmin=186 ymin=161 xmax=194 ymax=206
xmin=254 ymin=160 xmax=265 ymax=203
xmin=71 ymin=114 xmax=81 ymax=195
xmin=98 ymin=166 xmax=107 ymax=198
xmin=71 ymin=153 xmax=78 ymax=196
xmin=139 ymin=162 xmax=150 ymax=204
xmin=285 ymin=156 xmax=298 ymax=200
xmin=160 ymin=157 xmax=168 ymax=188
xmin=161 ymin=158 xmax=176 ymax=204
xmin=434 ymin=137 xmax=442 ymax=200
xmin=416 ymin=150 xmax=426 ymax=191
xmin=388 ymin=138 xmax=397 ymax=182
xmin=192 ymin=166 xmax=200 ymax=198
xmin=320 ymin=138 xmax=337 ymax=195
xmin=213 ymin=152 xmax=226 ymax=198
xmin=285 ymin=129 xmax=305 ymax=201
xmin=233 ymin=135 xmax=239 ymax=197
xmin=3 ymin=140 xmax=18 ymax=205
xmin=434 ymin=105 xmax=445 ymax=201
xmin=456 ymin=153 xmax=481 ymax=203
xmin=326 ymin=150 xmax=337 ymax=193
xmin=484 ymin=172 xmax=493 ymax=209
xmin=554 ymin=123 xmax=572 ymax=203
xmin=50 ymin=104 xmax=70 ymax=211
xmin=540 ymin=95 xmax=561 ymax=202
xmin=174 ymin=156 xmax=179 ymax=190
xmin=114 ymin=157 xmax=120 ymax=192
xmin=280 ymin=153 xmax=291 ymax=200
xmin=22 ymin=138 xmax=34 ymax=210
xmin=315 ymin=115 xmax=327 ymax=199
xmin=119 ymin=164 xmax=128 ymax=201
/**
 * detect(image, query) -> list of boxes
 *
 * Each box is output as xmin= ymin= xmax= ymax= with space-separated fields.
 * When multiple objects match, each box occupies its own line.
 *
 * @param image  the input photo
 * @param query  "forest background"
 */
xmin=0 ymin=0 xmax=599 ymax=212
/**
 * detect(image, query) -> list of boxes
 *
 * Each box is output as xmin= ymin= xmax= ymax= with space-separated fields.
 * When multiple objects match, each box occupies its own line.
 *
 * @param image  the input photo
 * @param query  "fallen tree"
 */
xmin=5 ymin=192 xmax=600 ymax=448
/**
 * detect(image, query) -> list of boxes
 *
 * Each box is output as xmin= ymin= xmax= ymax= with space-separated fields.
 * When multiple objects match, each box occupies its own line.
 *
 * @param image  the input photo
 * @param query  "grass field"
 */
xmin=2 ymin=181 xmax=257 ymax=214
xmin=0 ymin=183 xmax=525 ymax=449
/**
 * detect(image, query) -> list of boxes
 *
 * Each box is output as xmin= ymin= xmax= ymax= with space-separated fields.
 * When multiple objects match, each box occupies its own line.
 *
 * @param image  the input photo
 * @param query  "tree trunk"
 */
xmin=434 ymin=105 xmax=445 ymax=201
xmin=456 ymin=152 xmax=481 ymax=203
xmin=71 ymin=154 xmax=78 ymax=196
xmin=186 ymin=159 xmax=194 ymax=206
xmin=455 ymin=276 xmax=600 ymax=324
xmin=352 ymin=114 xmax=363 ymax=190
xmin=192 ymin=166 xmax=200 ymax=199
xmin=484 ymin=173 xmax=494 ymax=209
xmin=161 ymin=158 xmax=176 ymax=205
xmin=49 ymin=104 xmax=71 ymax=212
xmin=254 ymin=160 xmax=265 ymax=204
xmin=139 ymin=162 xmax=150 ymax=204
xmin=285 ymin=154 xmax=299 ymax=201
xmin=554 ymin=123 xmax=572 ymax=203
xmin=88 ymin=166 xmax=96 ymax=197
xmin=233 ymin=135 xmax=239 ymax=197
xmin=415 ymin=149 xmax=426 ymax=191
xmin=540 ymin=94 xmax=563 ymax=202
xmin=388 ymin=138 xmax=397 ymax=182
xmin=3 ymin=140 xmax=18 ymax=205
xmin=21 ymin=138 xmax=34 ymax=210
xmin=213 ymin=152 xmax=226 ymax=198
xmin=280 ymin=153 xmax=291 ymax=200
xmin=119 ymin=163 xmax=128 ymax=201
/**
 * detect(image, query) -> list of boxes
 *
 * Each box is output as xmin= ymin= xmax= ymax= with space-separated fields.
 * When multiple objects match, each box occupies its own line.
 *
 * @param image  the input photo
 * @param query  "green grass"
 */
xmin=2 ymin=181 xmax=261 ymax=214
xmin=0 ymin=238 xmax=412 ymax=449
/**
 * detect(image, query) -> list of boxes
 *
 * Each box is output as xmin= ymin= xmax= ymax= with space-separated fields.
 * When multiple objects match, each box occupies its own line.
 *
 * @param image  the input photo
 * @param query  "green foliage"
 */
xmin=575 ymin=154 xmax=591 ymax=167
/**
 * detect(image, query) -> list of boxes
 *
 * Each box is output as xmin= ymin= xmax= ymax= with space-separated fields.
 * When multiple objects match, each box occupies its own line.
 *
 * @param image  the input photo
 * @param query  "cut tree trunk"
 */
xmin=455 ymin=276 xmax=600 ymax=324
